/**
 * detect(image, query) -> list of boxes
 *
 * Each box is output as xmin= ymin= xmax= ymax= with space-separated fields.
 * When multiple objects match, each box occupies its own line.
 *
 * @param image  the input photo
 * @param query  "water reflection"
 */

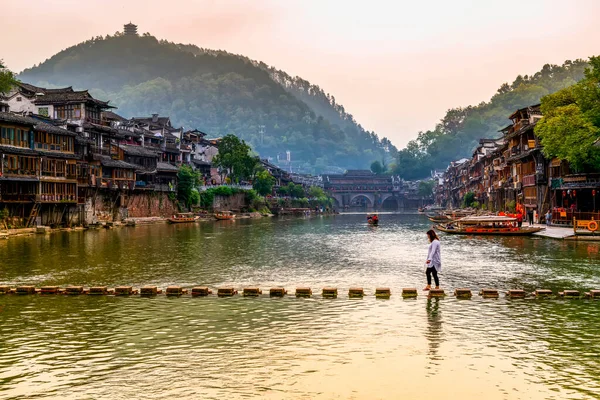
xmin=1 ymin=214 xmax=600 ymax=399
xmin=425 ymin=298 xmax=443 ymax=362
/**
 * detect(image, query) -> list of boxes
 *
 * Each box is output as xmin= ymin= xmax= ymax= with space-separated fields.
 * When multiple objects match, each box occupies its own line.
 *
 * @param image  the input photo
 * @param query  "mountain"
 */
xmin=18 ymin=33 xmax=396 ymax=173
xmin=393 ymin=59 xmax=590 ymax=180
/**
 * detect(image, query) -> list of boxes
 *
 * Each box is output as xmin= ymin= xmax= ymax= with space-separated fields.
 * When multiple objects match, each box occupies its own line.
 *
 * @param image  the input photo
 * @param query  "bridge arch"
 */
xmin=349 ymin=193 xmax=374 ymax=208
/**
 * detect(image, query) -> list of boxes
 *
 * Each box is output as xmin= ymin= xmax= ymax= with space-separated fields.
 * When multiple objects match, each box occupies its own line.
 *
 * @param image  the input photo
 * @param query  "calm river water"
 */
xmin=1 ymin=213 xmax=599 ymax=400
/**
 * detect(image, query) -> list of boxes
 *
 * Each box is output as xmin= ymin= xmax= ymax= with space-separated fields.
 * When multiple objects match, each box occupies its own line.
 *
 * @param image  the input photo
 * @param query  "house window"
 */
xmin=38 ymin=107 xmax=49 ymax=117
xmin=16 ymin=97 xmax=22 ymax=102
xmin=54 ymin=104 xmax=82 ymax=120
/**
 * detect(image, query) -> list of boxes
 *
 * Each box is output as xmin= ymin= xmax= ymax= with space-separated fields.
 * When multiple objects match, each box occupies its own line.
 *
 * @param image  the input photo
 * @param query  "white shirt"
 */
xmin=426 ymin=239 xmax=442 ymax=272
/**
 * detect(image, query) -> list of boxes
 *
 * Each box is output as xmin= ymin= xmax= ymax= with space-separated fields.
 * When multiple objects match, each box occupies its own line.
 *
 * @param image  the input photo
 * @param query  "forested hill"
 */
xmin=18 ymin=33 xmax=395 ymax=173
xmin=394 ymin=60 xmax=589 ymax=180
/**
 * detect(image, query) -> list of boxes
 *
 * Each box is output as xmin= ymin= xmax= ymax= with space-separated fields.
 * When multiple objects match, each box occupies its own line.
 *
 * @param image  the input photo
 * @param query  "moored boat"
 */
xmin=435 ymin=215 xmax=543 ymax=236
xmin=168 ymin=213 xmax=200 ymax=223
xmin=214 ymin=211 xmax=235 ymax=220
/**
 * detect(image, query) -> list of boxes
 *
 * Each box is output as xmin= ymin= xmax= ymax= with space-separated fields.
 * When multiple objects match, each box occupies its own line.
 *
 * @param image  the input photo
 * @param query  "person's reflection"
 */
xmin=425 ymin=297 xmax=443 ymax=361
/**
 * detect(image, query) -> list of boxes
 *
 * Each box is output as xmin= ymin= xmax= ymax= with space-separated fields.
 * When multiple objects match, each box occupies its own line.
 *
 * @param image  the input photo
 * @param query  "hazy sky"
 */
xmin=3 ymin=0 xmax=600 ymax=148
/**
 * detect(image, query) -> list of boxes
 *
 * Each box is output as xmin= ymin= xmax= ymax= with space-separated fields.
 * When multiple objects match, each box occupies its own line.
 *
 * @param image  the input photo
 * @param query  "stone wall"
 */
xmin=213 ymin=193 xmax=246 ymax=211
xmin=84 ymin=190 xmax=177 ymax=224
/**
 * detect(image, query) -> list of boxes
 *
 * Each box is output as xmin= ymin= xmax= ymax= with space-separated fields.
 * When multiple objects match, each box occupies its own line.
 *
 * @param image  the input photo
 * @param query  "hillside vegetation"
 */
xmin=19 ymin=33 xmax=395 ymax=173
xmin=394 ymin=60 xmax=589 ymax=179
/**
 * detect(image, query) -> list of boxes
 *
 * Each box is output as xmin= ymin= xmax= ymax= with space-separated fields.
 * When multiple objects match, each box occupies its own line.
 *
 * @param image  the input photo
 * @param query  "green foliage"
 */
xmin=462 ymin=192 xmax=476 ymax=208
xmin=307 ymin=186 xmax=326 ymax=198
xmin=418 ymin=180 xmax=435 ymax=197
xmin=253 ymin=170 xmax=275 ymax=196
xmin=212 ymin=134 xmax=257 ymax=183
xmin=0 ymin=61 xmax=18 ymax=94
xmin=18 ymin=34 xmax=393 ymax=170
xmin=277 ymin=182 xmax=305 ymax=198
xmin=392 ymin=60 xmax=589 ymax=179
xmin=370 ymin=160 xmax=384 ymax=175
xmin=535 ymin=56 xmax=600 ymax=172
xmin=472 ymin=201 xmax=480 ymax=208
xmin=189 ymin=189 xmax=200 ymax=206
xmin=177 ymin=165 xmax=200 ymax=208
xmin=506 ymin=200 xmax=516 ymax=213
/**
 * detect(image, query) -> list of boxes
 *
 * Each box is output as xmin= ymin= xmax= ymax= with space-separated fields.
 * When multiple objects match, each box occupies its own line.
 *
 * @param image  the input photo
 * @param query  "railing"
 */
xmin=36 ymin=194 xmax=77 ymax=203
xmin=198 ymin=184 xmax=251 ymax=192
xmin=552 ymin=210 xmax=600 ymax=226
xmin=4 ymin=168 xmax=39 ymax=177
xmin=90 ymin=145 xmax=112 ymax=156
xmin=523 ymin=174 xmax=536 ymax=187
xmin=0 ymin=193 xmax=36 ymax=202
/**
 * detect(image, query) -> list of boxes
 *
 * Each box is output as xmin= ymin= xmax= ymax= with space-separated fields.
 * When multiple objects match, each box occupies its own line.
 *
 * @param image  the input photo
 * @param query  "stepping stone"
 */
xmin=115 ymin=286 xmax=134 ymax=296
xmin=559 ymin=290 xmax=580 ymax=299
xmin=243 ymin=287 xmax=262 ymax=297
xmin=454 ymin=288 xmax=472 ymax=299
xmin=217 ymin=287 xmax=237 ymax=297
xmin=191 ymin=287 xmax=211 ymax=297
xmin=534 ymin=289 xmax=553 ymax=298
xmin=375 ymin=288 xmax=391 ymax=298
xmin=65 ymin=286 xmax=84 ymax=295
xmin=322 ymin=287 xmax=338 ymax=298
xmin=166 ymin=286 xmax=184 ymax=297
xmin=16 ymin=286 xmax=36 ymax=295
xmin=40 ymin=286 xmax=59 ymax=295
xmin=140 ymin=286 xmax=158 ymax=296
xmin=0 ymin=286 xmax=11 ymax=294
xmin=479 ymin=288 xmax=499 ymax=298
xmin=506 ymin=289 xmax=526 ymax=299
xmin=348 ymin=287 xmax=364 ymax=298
xmin=89 ymin=286 xmax=108 ymax=295
xmin=269 ymin=287 xmax=286 ymax=297
xmin=402 ymin=288 xmax=418 ymax=298
xmin=585 ymin=290 xmax=600 ymax=299
xmin=295 ymin=287 xmax=312 ymax=298
xmin=428 ymin=289 xmax=446 ymax=298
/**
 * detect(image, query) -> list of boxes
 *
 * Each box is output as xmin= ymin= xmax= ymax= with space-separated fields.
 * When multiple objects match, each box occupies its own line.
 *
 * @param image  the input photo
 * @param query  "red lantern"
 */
xmin=593 ymin=189 xmax=597 ymax=197
xmin=573 ymin=190 xmax=576 ymax=197
xmin=562 ymin=190 xmax=566 ymax=197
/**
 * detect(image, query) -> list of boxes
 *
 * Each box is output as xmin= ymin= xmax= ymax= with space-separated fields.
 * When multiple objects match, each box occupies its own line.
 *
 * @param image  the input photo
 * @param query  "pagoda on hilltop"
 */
xmin=124 ymin=22 xmax=138 ymax=36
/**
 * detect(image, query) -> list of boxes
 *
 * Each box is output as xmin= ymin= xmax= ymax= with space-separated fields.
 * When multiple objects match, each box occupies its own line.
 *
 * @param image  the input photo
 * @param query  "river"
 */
xmin=1 ymin=213 xmax=599 ymax=400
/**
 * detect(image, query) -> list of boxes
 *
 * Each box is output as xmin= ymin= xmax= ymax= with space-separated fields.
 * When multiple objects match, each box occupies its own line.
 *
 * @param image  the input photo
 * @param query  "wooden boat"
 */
xmin=427 ymin=214 xmax=453 ymax=223
xmin=214 ymin=211 xmax=235 ymax=220
xmin=367 ymin=214 xmax=379 ymax=225
xmin=435 ymin=215 xmax=543 ymax=236
xmin=168 ymin=213 xmax=199 ymax=223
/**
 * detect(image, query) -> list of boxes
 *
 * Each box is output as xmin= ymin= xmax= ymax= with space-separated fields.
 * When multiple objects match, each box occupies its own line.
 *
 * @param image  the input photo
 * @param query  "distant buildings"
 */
xmin=0 ymin=80 xmax=223 ymax=226
xmin=435 ymin=104 xmax=600 ymax=225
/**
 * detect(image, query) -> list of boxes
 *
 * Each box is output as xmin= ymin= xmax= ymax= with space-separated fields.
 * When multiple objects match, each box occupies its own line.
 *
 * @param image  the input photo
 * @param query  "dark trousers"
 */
xmin=426 ymin=267 xmax=439 ymax=286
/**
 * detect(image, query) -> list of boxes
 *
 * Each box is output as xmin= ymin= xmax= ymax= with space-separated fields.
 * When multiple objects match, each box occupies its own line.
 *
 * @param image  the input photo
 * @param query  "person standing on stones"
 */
xmin=424 ymin=229 xmax=442 ymax=291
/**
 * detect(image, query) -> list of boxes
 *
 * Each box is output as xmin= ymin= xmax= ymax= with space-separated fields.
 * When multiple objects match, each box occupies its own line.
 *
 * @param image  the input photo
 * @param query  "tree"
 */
xmin=462 ymin=192 xmax=476 ymax=208
xmin=418 ymin=180 xmax=435 ymax=198
xmin=308 ymin=186 xmax=326 ymax=198
xmin=535 ymin=56 xmax=600 ymax=172
xmin=370 ymin=160 xmax=384 ymax=175
xmin=177 ymin=165 xmax=201 ymax=208
xmin=253 ymin=169 xmax=275 ymax=196
xmin=0 ymin=61 xmax=17 ymax=94
xmin=212 ymin=134 xmax=257 ymax=183
xmin=278 ymin=182 xmax=305 ymax=198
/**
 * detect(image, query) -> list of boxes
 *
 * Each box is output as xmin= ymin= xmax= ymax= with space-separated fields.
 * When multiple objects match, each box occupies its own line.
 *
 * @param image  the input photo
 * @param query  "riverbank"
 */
xmin=0 ymin=211 xmax=278 ymax=239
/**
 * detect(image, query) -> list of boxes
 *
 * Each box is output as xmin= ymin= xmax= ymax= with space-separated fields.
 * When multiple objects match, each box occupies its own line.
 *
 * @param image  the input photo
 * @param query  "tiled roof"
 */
xmin=100 ymin=157 xmax=136 ymax=169
xmin=0 ymin=112 xmax=75 ymax=136
xmin=120 ymin=144 xmax=160 ymax=158
xmin=18 ymin=82 xmax=74 ymax=96
xmin=156 ymin=162 xmax=179 ymax=172
xmin=35 ymin=91 xmax=114 ymax=109
xmin=103 ymin=111 xmax=127 ymax=122
xmin=35 ymin=122 xmax=76 ymax=137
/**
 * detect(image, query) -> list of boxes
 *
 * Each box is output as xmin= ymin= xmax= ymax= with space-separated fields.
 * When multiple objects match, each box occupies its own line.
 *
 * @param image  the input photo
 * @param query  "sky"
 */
xmin=3 ymin=0 xmax=600 ymax=149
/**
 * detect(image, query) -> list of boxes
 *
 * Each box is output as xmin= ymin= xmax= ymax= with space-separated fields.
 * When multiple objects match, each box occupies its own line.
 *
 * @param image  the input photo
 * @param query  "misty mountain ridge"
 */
xmin=18 ymin=32 xmax=395 ymax=174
